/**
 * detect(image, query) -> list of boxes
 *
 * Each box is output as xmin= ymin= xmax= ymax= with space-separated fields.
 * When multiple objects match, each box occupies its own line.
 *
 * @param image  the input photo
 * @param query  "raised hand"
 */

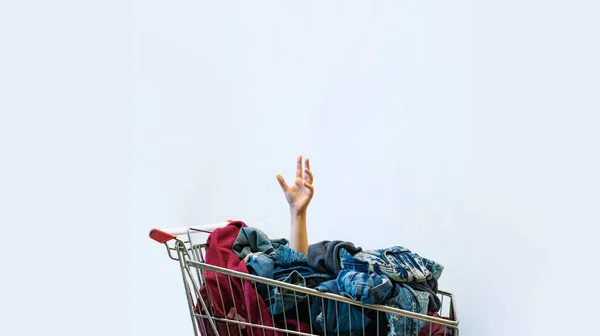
xmin=276 ymin=155 xmax=314 ymax=215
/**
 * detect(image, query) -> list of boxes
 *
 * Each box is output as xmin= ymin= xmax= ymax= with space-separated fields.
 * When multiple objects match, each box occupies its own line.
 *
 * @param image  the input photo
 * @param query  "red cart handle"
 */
xmin=149 ymin=229 xmax=176 ymax=243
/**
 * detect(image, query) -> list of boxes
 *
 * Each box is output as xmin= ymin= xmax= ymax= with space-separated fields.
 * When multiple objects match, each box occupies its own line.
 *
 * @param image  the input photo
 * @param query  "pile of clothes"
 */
xmin=195 ymin=221 xmax=452 ymax=336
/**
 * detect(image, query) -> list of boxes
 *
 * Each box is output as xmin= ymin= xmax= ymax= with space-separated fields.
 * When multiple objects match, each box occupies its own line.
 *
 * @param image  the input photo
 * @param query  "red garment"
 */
xmin=195 ymin=221 xmax=281 ymax=336
xmin=273 ymin=301 xmax=312 ymax=334
xmin=418 ymin=312 xmax=453 ymax=336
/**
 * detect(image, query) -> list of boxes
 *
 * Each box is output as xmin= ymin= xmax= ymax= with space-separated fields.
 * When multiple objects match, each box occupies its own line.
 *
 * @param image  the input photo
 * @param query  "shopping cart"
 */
xmin=149 ymin=222 xmax=460 ymax=336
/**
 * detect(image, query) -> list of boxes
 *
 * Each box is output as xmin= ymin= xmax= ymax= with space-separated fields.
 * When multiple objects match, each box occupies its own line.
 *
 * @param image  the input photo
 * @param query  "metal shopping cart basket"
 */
xmin=150 ymin=222 xmax=459 ymax=336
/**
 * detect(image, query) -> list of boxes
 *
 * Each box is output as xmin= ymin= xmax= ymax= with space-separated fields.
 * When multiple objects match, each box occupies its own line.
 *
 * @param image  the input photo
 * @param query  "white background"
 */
xmin=1 ymin=1 xmax=599 ymax=335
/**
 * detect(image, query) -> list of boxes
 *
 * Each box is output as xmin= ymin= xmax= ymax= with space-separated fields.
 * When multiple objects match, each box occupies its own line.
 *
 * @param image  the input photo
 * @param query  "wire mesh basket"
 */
xmin=150 ymin=222 xmax=459 ymax=336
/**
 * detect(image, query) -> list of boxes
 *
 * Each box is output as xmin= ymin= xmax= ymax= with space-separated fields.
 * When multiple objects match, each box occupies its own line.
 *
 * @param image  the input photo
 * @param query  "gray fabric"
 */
xmin=307 ymin=240 xmax=362 ymax=275
xmin=407 ymin=277 xmax=441 ymax=312
xmin=232 ymin=227 xmax=289 ymax=259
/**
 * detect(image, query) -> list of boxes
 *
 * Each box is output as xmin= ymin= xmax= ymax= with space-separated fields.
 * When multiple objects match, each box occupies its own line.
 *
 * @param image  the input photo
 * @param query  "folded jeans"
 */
xmin=339 ymin=246 xmax=443 ymax=283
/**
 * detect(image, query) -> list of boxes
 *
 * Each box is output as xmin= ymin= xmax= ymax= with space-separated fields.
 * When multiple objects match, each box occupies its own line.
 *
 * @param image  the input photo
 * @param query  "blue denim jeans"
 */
xmin=246 ymin=252 xmax=275 ymax=279
xmin=386 ymin=283 xmax=430 ymax=336
xmin=310 ymin=270 xmax=393 ymax=335
xmin=267 ymin=270 xmax=308 ymax=315
xmin=246 ymin=252 xmax=332 ymax=315
xmin=339 ymin=246 xmax=444 ymax=335
xmin=273 ymin=245 xmax=310 ymax=268
xmin=246 ymin=253 xmax=309 ymax=315
xmin=337 ymin=270 xmax=393 ymax=304
xmin=339 ymin=246 xmax=444 ymax=283
xmin=273 ymin=265 xmax=333 ymax=285
xmin=245 ymin=252 xmax=275 ymax=309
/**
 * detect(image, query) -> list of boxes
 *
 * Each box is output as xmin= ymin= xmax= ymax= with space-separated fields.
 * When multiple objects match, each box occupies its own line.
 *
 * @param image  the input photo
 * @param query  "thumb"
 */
xmin=276 ymin=174 xmax=288 ymax=191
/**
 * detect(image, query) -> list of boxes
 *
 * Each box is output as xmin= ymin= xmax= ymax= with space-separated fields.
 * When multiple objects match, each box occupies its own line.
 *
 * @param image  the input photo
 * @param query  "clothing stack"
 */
xmin=195 ymin=221 xmax=451 ymax=336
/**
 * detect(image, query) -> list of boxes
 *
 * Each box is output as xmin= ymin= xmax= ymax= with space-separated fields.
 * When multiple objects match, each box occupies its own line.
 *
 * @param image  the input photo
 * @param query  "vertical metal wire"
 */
xmin=198 ymin=243 xmax=206 ymax=262
xmin=177 ymin=248 xmax=200 ymax=336
xmin=321 ymin=297 xmax=327 ymax=336
xmin=227 ymin=275 xmax=243 ymax=335
xmin=190 ymin=245 xmax=202 ymax=284
xmin=246 ymin=279 xmax=255 ymax=336
xmin=307 ymin=295 xmax=313 ymax=335
xmin=202 ymin=269 xmax=215 ymax=317
xmin=280 ymin=284 xmax=288 ymax=332
xmin=335 ymin=300 xmax=340 ymax=336
xmin=239 ymin=278 xmax=255 ymax=336
xmin=192 ymin=267 xmax=219 ymax=334
xmin=253 ymin=280 xmax=266 ymax=336
xmin=293 ymin=291 xmax=300 ymax=332
xmin=348 ymin=302 xmax=351 ymax=334
xmin=361 ymin=306 xmax=365 ymax=336
xmin=215 ymin=275 xmax=232 ymax=336
xmin=266 ymin=284 xmax=277 ymax=330
xmin=376 ymin=311 xmax=379 ymax=336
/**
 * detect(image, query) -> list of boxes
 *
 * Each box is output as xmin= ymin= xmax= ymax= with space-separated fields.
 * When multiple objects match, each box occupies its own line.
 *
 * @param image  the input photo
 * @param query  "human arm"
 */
xmin=276 ymin=155 xmax=314 ymax=254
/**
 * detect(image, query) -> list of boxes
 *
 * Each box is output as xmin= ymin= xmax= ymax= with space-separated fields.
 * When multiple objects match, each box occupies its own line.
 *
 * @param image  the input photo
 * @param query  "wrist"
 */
xmin=290 ymin=208 xmax=307 ymax=218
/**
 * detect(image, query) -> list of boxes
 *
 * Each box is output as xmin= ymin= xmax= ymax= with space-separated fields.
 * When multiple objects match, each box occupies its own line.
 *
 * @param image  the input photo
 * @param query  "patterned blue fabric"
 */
xmin=273 ymin=265 xmax=332 ymax=284
xmin=246 ymin=251 xmax=332 ymax=315
xmin=245 ymin=252 xmax=275 ymax=309
xmin=310 ymin=270 xmax=393 ymax=335
xmin=337 ymin=270 xmax=393 ymax=304
xmin=386 ymin=284 xmax=430 ymax=336
xmin=246 ymin=252 xmax=274 ymax=279
xmin=273 ymin=245 xmax=310 ymax=267
xmin=339 ymin=246 xmax=444 ymax=283
xmin=340 ymin=246 xmax=444 ymax=336
xmin=238 ymin=227 xmax=445 ymax=336
xmin=246 ymin=253 xmax=315 ymax=315
xmin=267 ymin=270 xmax=308 ymax=315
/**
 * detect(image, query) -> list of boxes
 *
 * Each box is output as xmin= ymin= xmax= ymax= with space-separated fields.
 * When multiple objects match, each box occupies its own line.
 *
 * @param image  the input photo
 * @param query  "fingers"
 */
xmin=303 ymin=181 xmax=314 ymax=195
xmin=304 ymin=168 xmax=313 ymax=184
xmin=305 ymin=157 xmax=311 ymax=171
xmin=296 ymin=155 xmax=303 ymax=179
xmin=276 ymin=174 xmax=288 ymax=191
